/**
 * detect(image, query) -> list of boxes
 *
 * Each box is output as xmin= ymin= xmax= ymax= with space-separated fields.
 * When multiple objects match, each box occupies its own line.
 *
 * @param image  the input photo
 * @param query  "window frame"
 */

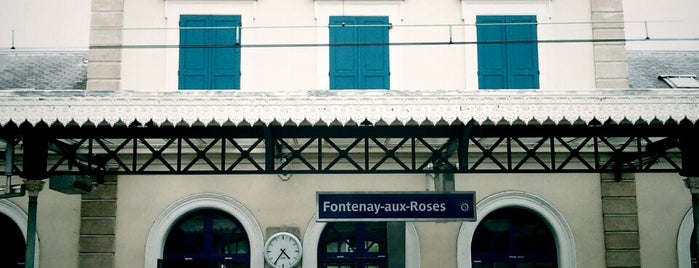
xmin=313 ymin=1 xmax=403 ymax=90
xmin=164 ymin=1 xmax=256 ymax=91
xmin=460 ymin=0 xmax=557 ymax=91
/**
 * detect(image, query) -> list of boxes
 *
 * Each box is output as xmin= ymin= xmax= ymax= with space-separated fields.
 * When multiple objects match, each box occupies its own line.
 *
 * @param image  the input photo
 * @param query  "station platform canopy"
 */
xmin=0 ymin=89 xmax=697 ymax=178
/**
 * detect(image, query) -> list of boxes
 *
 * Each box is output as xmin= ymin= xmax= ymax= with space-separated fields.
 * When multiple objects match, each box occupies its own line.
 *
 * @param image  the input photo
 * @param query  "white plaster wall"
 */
xmin=36 ymin=190 xmax=82 ymax=268
xmin=114 ymin=172 xmax=606 ymax=268
xmin=0 ymin=170 xmax=683 ymax=268
xmin=243 ymin=0 xmax=317 ymax=91
xmin=121 ymin=0 xmax=168 ymax=92
xmin=114 ymin=174 xmax=429 ymax=268
xmin=636 ymin=173 xmax=691 ymax=268
xmin=414 ymin=221 xmax=462 ymax=268
xmin=120 ymin=0 xmax=597 ymax=91
xmin=7 ymin=184 xmax=82 ymax=268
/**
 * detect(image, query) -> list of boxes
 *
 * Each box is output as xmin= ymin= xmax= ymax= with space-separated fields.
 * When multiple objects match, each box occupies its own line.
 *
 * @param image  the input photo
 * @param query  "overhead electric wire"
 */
xmin=85 ymin=19 xmax=698 ymax=50
xmin=89 ymin=37 xmax=699 ymax=50
xmin=96 ymin=19 xmax=682 ymax=31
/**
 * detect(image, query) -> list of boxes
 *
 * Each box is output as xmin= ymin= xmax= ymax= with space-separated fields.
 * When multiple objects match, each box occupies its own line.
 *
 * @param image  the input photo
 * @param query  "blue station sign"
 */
xmin=317 ymin=192 xmax=476 ymax=222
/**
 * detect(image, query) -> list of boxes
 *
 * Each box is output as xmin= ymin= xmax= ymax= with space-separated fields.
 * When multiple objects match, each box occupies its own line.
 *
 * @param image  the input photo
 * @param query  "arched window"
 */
xmin=318 ymin=222 xmax=388 ymax=268
xmin=471 ymin=207 xmax=557 ymax=268
xmin=159 ymin=209 xmax=250 ymax=268
xmin=0 ymin=213 xmax=25 ymax=267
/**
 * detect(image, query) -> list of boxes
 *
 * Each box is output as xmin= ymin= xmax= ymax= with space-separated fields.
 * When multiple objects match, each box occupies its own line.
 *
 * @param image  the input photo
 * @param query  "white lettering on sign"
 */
xmin=322 ymin=201 xmax=447 ymax=214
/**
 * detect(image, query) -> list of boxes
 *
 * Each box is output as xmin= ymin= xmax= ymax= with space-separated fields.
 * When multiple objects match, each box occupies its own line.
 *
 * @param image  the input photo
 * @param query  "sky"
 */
xmin=0 ymin=0 xmax=697 ymax=50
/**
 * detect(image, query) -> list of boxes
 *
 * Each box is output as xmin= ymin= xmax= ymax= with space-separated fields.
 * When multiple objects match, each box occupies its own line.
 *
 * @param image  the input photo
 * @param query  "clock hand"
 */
xmin=280 ymin=248 xmax=291 ymax=259
xmin=274 ymin=250 xmax=284 ymax=265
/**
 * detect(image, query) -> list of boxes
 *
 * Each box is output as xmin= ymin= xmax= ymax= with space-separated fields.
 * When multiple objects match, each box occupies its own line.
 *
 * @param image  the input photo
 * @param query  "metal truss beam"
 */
xmin=0 ymin=123 xmax=693 ymax=178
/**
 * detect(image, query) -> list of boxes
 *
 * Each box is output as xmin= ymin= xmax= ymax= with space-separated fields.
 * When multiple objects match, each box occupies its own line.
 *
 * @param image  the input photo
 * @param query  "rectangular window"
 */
xmin=329 ymin=16 xmax=390 ymax=90
xmin=477 ymin=15 xmax=539 ymax=89
xmin=179 ymin=15 xmax=241 ymax=90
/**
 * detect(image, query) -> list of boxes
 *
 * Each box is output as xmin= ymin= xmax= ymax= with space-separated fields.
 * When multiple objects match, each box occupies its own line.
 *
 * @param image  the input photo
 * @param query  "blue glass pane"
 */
xmin=162 ymin=209 xmax=250 ymax=267
xmin=318 ymin=222 xmax=388 ymax=268
xmin=471 ymin=207 xmax=557 ymax=267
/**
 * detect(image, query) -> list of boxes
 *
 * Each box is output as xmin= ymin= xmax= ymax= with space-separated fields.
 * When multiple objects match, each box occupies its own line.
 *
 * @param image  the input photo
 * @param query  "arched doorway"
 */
xmin=159 ymin=209 xmax=250 ymax=268
xmin=0 ymin=213 xmax=26 ymax=267
xmin=457 ymin=191 xmax=576 ymax=268
xmin=471 ymin=207 xmax=557 ymax=268
xmin=318 ymin=222 xmax=388 ymax=268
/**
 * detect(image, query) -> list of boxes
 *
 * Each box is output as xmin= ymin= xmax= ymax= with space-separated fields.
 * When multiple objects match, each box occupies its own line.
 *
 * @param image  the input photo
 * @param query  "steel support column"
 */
xmin=434 ymin=164 xmax=455 ymax=192
xmin=21 ymin=134 xmax=48 ymax=180
xmin=23 ymin=180 xmax=44 ymax=268
xmin=20 ymin=133 xmax=49 ymax=268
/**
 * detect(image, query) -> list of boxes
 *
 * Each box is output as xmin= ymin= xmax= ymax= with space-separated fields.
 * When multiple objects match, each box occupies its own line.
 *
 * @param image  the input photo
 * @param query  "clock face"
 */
xmin=264 ymin=232 xmax=303 ymax=268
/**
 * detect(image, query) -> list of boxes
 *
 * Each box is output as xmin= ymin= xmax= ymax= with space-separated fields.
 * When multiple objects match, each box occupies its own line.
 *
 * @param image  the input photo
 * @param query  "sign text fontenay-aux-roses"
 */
xmin=317 ymin=192 xmax=476 ymax=222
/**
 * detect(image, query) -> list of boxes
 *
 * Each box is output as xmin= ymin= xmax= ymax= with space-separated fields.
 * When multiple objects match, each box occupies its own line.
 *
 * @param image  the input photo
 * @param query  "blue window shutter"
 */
xmin=179 ymin=15 xmax=241 ymax=90
xmin=476 ymin=16 xmax=507 ymax=89
xmin=179 ymin=15 xmax=209 ymax=89
xmin=330 ymin=16 xmax=389 ymax=90
xmin=211 ymin=16 xmax=241 ymax=89
xmin=506 ymin=16 xmax=539 ymax=89
xmin=477 ymin=15 xmax=539 ymax=89
xmin=358 ymin=16 xmax=390 ymax=89
xmin=330 ymin=16 xmax=359 ymax=89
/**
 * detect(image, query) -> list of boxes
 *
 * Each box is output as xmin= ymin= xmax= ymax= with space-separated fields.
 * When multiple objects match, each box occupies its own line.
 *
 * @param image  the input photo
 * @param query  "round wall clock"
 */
xmin=264 ymin=232 xmax=303 ymax=268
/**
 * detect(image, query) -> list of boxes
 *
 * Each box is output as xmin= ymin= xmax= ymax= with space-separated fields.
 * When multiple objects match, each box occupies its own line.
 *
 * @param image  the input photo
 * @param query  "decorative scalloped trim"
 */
xmin=1 ymin=89 xmax=697 ymax=127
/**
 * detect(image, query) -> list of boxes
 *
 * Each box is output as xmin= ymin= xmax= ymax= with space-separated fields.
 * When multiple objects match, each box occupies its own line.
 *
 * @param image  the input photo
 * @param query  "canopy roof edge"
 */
xmin=1 ymin=89 xmax=697 ymax=127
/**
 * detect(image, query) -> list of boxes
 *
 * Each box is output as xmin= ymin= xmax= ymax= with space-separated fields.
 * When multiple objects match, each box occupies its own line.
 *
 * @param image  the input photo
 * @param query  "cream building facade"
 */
xmin=1 ymin=0 xmax=698 ymax=268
